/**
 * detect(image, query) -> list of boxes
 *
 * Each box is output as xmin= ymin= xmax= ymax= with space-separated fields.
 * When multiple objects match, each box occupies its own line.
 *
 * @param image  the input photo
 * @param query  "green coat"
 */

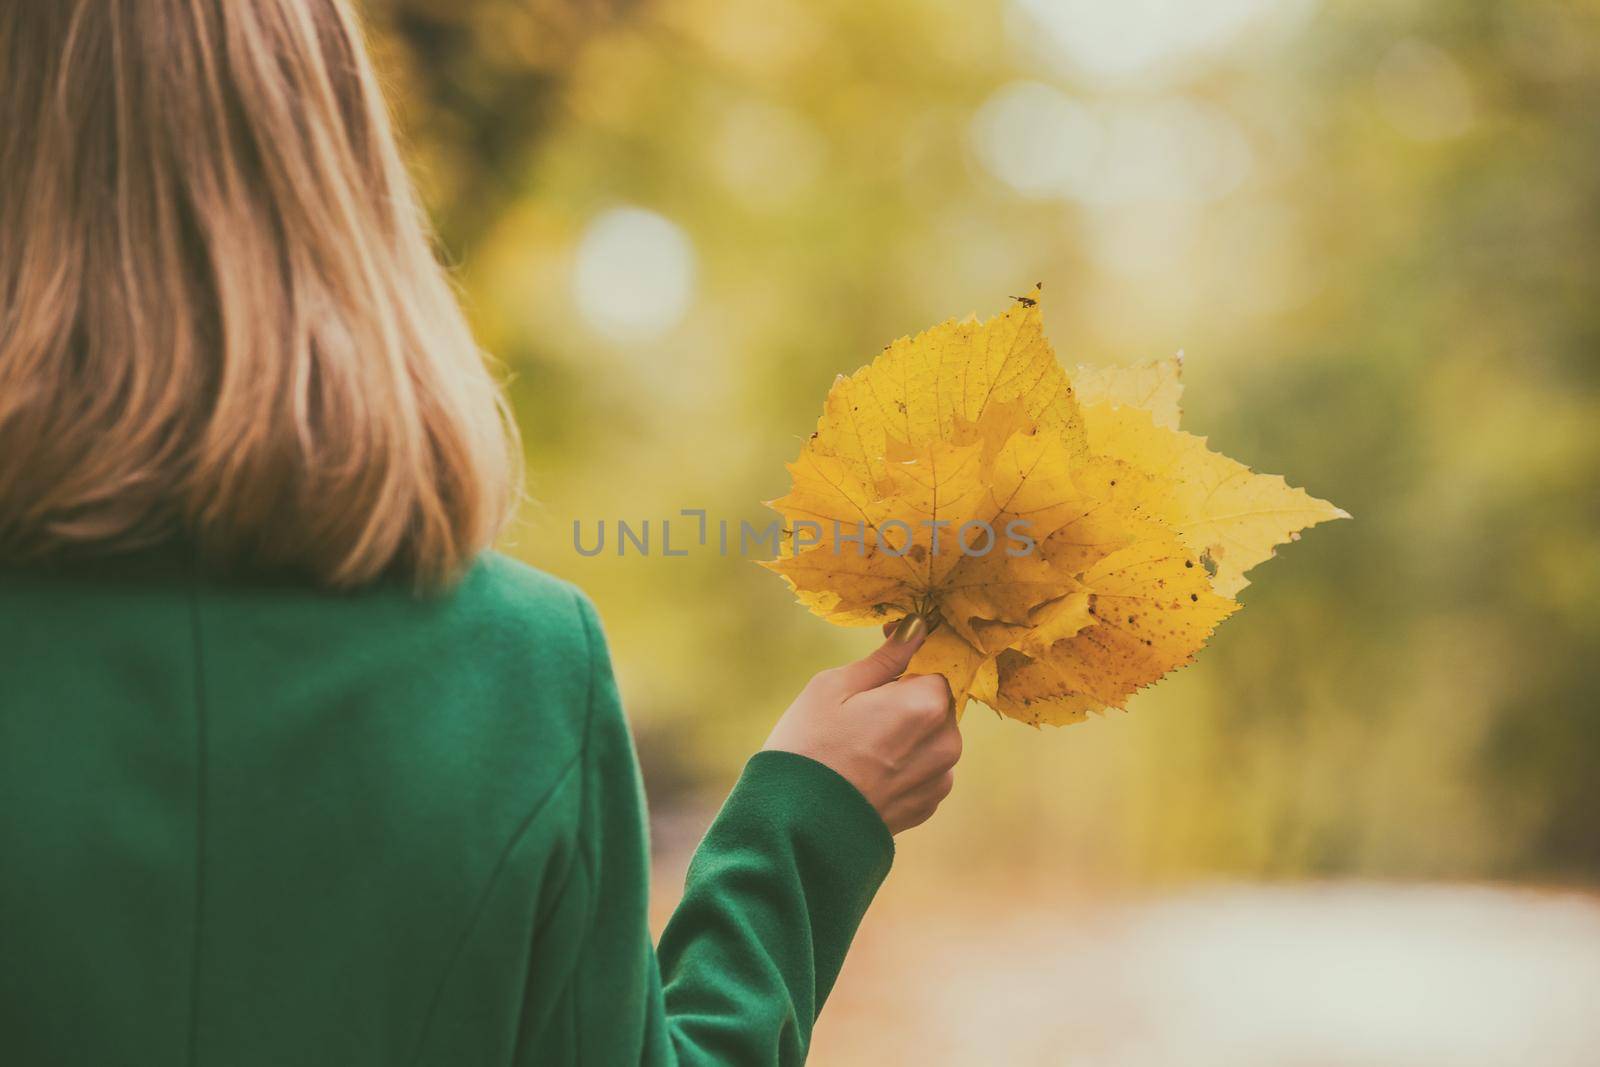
xmin=0 ymin=549 xmax=892 ymax=1065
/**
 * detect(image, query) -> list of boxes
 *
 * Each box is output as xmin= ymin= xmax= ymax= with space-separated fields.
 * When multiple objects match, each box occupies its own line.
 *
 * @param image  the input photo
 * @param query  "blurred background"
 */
xmin=365 ymin=0 xmax=1600 ymax=1061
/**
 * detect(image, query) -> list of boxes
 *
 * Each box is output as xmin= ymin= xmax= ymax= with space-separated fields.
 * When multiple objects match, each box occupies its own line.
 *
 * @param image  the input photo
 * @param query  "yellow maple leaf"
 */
xmin=764 ymin=289 xmax=1346 ymax=726
xmin=807 ymin=286 xmax=1088 ymax=487
xmin=1082 ymin=403 xmax=1350 ymax=597
xmin=986 ymin=536 xmax=1239 ymax=725
xmin=765 ymin=424 xmax=1091 ymax=710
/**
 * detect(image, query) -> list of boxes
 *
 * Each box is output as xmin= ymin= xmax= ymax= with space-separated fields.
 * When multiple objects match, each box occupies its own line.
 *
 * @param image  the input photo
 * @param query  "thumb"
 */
xmin=833 ymin=615 xmax=929 ymax=695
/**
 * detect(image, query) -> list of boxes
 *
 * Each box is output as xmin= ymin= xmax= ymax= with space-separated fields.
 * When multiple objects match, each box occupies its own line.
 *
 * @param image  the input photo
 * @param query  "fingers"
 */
xmin=897 ymin=676 xmax=961 ymax=781
xmin=829 ymin=615 xmax=929 ymax=695
xmin=885 ymin=767 xmax=959 ymax=834
xmin=857 ymin=671 xmax=961 ymax=773
xmin=789 ymin=614 xmax=962 ymax=837
xmin=849 ymin=671 xmax=953 ymax=724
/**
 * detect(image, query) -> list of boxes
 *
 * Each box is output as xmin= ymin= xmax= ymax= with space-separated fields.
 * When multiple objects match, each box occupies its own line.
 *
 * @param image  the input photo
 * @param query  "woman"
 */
xmin=0 ymin=2 xmax=962 ymax=1064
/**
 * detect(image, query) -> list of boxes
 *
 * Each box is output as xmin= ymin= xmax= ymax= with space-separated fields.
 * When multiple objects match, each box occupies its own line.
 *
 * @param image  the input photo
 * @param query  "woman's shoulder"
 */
xmin=423 ymin=551 xmax=606 ymax=690
xmin=196 ymin=549 xmax=608 ymax=730
xmin=410 ymin=553 xmax=613 ymax=765
xmin=449 ymin=550 xmax=595 ymax=636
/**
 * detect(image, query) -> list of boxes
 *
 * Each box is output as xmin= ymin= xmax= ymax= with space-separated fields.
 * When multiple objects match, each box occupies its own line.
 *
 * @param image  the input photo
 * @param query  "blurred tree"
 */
xmin=1193 ymin=0 xmax=1600 ymax=881
xmin=368 ymin=0 xmax=1600 ymax=884
xmin=363 ymin=0 xmax=641 ymax=250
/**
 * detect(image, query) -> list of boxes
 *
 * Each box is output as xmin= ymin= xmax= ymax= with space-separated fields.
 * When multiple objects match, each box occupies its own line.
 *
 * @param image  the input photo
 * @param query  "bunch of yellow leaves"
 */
xmin=762 ymin=287 xmax=1348 ymax=726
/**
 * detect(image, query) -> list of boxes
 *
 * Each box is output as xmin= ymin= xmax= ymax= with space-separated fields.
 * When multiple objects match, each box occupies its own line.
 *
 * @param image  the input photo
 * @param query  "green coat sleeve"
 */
xmin=555 ymin=594 xmax=894 ymax=1065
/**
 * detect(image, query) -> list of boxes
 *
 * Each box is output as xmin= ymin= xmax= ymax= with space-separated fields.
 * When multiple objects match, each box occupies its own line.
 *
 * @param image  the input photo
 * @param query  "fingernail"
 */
xmin=890 ymin=615 xmax=927 ymax=644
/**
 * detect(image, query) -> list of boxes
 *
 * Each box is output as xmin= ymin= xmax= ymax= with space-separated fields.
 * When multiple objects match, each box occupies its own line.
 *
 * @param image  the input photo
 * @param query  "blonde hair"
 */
xmin=0 ymin=0 xmax=520 ymax=590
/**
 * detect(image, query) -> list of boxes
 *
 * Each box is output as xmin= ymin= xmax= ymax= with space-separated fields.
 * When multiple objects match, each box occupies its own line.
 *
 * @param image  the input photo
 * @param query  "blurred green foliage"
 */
xmin=365 ymin=0 xmax=637 ymax=245
xmin=372 ymin=0 xmax=1600 ymax=883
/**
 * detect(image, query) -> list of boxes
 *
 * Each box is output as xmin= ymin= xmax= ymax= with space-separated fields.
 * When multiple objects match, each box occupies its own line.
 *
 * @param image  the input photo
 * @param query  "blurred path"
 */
xmin=652 ymin=844 xmax=1600 ymax=1066
xmin=815 ymin=882 xmax=1600 ymax=1066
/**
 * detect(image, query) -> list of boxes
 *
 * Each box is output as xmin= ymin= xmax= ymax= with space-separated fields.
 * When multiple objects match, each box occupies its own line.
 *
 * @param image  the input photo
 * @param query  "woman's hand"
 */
xmin=763 ymin=617 xmax=962 ymax=834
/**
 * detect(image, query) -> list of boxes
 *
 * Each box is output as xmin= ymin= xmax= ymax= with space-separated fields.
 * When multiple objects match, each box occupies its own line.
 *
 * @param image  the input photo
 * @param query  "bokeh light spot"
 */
xmin=968 ymin=81 xmax=1100 ymax=199
xmin=970 ymin=86 xmax=1254 ymax=205
xmin=1373 ymin=39 xmax=1476 ymax=141
xmin=573 ymin=207 xmax=697 ymax=340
